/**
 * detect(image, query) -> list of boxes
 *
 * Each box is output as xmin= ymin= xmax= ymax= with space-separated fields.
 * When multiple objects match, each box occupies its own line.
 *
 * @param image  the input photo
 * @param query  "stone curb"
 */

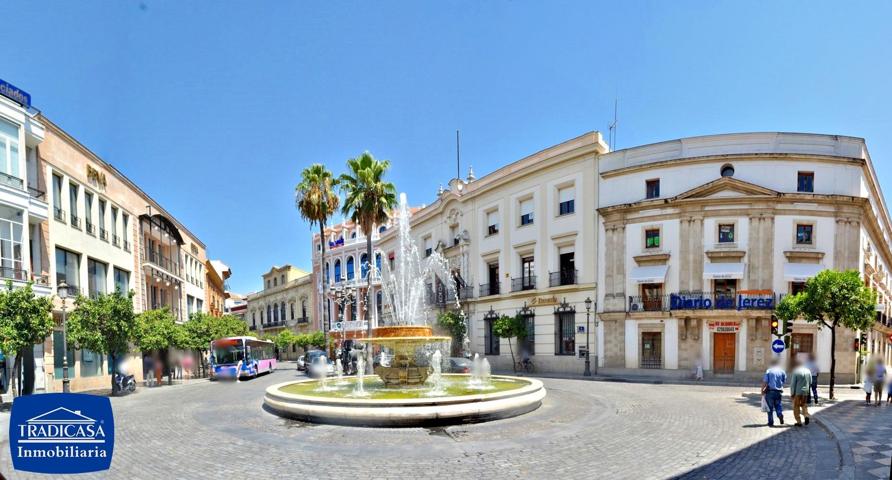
xmin=812 ymin=415 xmax=856 ymax=479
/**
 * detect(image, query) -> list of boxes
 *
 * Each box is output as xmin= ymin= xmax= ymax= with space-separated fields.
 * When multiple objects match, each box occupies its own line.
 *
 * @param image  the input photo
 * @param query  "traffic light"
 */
xmin=783 ymin=318 xmax=794 ymax=335
xmin=784 ymin=334 xmax=791 ymax=349
xmin=770 ymin=316 xmax=780 ymax=336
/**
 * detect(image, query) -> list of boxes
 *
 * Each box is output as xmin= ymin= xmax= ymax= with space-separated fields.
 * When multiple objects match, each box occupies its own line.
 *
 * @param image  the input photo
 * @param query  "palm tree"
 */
xmin=339 ymin=152 xmax=397 ymax=340
xmin=296 ymin=164 xmax=340 ymax=352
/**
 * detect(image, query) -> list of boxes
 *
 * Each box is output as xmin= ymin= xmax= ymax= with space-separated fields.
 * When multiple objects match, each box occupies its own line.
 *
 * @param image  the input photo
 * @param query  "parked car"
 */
xmin=299 ymin=350 xmax=325 ymax=372
xmin=307 ymin=353 xmax=335 ymax=378
xmin=448 ymin=357 xmax=472 ymax=374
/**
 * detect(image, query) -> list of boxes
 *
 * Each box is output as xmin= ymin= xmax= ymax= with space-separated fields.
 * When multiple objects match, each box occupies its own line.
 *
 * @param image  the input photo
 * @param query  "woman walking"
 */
xmin=871 ymin=357 xmax=886 ymax=406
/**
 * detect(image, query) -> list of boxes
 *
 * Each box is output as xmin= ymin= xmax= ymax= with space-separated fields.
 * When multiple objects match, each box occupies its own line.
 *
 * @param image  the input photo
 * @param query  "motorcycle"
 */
xmin=113 ymin=372 xmax=137 ymax=395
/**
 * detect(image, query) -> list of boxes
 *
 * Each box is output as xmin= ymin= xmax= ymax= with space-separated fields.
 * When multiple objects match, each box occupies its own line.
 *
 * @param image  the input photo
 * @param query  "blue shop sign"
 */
xmin=0 ymin=79 xmax=31 ymax=108
xmin=669 ymin=292 xmax=775 ymax=311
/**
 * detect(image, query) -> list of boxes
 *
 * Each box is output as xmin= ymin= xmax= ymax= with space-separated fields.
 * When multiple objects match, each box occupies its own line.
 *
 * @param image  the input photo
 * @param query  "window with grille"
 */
xmin=555 ymin=310 xmax=575 ymax=355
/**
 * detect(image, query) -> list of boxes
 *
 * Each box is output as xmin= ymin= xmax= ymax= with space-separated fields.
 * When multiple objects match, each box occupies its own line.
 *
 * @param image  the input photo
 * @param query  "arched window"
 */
xmin=721 ymin=164 xmax=735 ymax=177
xmin=361 ymin=253 xmax=369 ymax=279
xmin=280 ymin=302 xmax=286 ymax=322
xmin=281 ymin=275 xmax=285 ymax=284
xmin=334 ymin=259 xmax=342 ymax=282
xmin=376 ymin=290 xmax=383 ymax=318
xmin=346 ymin=256 xmax=355 ymax=280
xmin=379 ymin=225 xmax=387 ymax=234
xmin=252 ymin=312 xmax=256 ymax=327
xmin=325 ymin=262 xmax=330 ymax=283
xmin=375 ymin=253 xmax=382 ymax=275
xmin=301 ymin=299 xmax=307 ymax=319
xmin=350 ymin=231 xmax=356 ymax=239
xmin=267 ymin=305 xmax=272 ymax=323
xmin=350 ymin=300 xmax=357 ymax=320
xmin=273 ymin=277 xmax=278 ymax=287
xmin=290 ymin=303 xmax=295 ymax=320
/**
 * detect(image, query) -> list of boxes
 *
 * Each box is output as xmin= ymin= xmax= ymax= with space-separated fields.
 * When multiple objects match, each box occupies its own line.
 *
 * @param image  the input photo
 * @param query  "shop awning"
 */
xmin=783 ymin=263 xmax=824 ymax=282
xmin=703 ymin=262 xmax=745 ymax=280
xmin=629 ymin=265 xmax=669 ymax=284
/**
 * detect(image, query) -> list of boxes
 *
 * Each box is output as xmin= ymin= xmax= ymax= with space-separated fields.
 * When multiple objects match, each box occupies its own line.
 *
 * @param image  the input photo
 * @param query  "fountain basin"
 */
xmin=263 ymin=374 xmax=546 ymax=427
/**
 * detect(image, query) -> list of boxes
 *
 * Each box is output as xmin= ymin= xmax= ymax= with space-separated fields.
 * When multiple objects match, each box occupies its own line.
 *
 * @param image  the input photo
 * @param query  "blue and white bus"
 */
xmin=210 ymin=336 xmax=277 ymax=380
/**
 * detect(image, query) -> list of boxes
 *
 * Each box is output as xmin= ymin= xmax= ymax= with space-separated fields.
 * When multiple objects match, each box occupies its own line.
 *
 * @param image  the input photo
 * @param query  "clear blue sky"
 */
xmin=2 ymin=1 xmax=890 ymax=294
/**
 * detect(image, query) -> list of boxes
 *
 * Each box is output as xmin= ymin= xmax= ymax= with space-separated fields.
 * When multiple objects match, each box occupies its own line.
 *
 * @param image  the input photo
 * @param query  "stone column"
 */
xmin=679 ymin=215 xmax=704 ymax=292
xmin=747 ymin=213 xmax=774 ymax=290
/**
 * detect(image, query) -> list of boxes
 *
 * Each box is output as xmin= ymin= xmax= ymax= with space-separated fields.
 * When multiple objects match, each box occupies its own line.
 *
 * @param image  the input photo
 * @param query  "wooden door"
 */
xmin=713 ymin=333 xmax=736 ymax=374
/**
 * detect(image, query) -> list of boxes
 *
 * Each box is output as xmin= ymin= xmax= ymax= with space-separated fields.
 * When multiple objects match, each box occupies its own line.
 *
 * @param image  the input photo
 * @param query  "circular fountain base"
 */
xmin=263 ymin=374 xmax=546 ymax=427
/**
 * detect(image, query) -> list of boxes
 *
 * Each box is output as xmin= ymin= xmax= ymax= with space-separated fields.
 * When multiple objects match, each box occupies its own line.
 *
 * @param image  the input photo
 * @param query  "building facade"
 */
xmin=205 ymin=260 xmax=230 ymax=317
xmin=374 ymin=133 xmax=606 ymax=373
xmin=597 ymin=133 xmax=892 ymax=382
xmin=0 ymin=87 xmax=52 ymax=397
xmin=245 ymin=265 xmax=317 ymax=358
xmin=35 ymin=115 xmax=209 ymax=392
xmin=312 ymin=219 xmax=394 ymax=337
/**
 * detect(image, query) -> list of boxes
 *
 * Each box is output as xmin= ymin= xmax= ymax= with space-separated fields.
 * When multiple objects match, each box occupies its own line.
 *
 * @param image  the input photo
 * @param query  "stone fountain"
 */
xmin=263 ymin=193 xmax=546 ymax=427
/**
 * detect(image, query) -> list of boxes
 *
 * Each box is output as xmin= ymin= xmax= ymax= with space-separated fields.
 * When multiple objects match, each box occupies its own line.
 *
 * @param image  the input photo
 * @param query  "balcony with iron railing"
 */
xmin=0 ymin=171 xmax=24 ymax=190
xmin=263 ymin=320 xmax=287 ymax=328
xmin=54 ymin=207 xmax=65 ymax=222
xmin=511 ymin=276 xmax=536 ymax=292
xmin=112 ymin=234 xmax=120 ymax=247
xmin=123 ymin=240 xmax=131 ymax=252
xmin=457 ymin=285 xmax=474 ymax=301
xmin=0 ymin=267 xmax=30 ymax=282
xmin=297 ymin=316 xmax=309 ymax=324
xmin=27 ymin=186 xmax=45 ymax=200
xmin=549 ymin=269 xmax=578 ymax=287
xmin=86 ymin=221 xmax=96 ymax=236
xmin=146 ymin=249 xmax=182 ymax=276
xmin=479 ymin=282 xmax=500 ymax=297
xmin=249 ymin=325 xmax=257 ymax=331
xmin=99 ymin=228 xmax=108 ymax=242
xmin=70 ymin=213 xmax=81 ymax=230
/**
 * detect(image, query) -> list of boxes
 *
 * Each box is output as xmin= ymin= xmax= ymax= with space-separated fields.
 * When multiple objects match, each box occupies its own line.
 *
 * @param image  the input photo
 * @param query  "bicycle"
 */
xmin=516 ymin=358 xmax=535 ymax=374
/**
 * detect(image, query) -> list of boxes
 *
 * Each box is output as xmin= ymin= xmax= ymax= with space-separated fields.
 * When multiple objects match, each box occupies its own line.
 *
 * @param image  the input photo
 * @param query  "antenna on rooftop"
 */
xmin=456 ymin=130 xmax=461 ymax=180
xmin=608 ymin=98 xmax=618 ymax=151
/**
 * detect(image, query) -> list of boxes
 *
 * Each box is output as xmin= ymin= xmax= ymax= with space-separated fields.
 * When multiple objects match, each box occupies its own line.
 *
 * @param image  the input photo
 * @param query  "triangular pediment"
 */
xmin=675 ymin=177 xmax=779 ymax=200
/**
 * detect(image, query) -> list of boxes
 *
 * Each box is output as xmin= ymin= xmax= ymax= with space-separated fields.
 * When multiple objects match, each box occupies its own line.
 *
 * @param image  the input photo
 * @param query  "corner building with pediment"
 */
xmin=597 ymin=133 xmax=892 ymax=383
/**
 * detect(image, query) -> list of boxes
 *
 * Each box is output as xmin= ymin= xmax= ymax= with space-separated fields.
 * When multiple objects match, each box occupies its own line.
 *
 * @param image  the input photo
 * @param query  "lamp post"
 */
xmin=584 ymin=297 xmax=592 ymax=377
xmin=58 ymin=282 xmax=70 ymax=393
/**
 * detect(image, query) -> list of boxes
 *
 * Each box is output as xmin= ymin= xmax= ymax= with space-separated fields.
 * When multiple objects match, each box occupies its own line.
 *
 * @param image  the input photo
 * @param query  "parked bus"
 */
xmin=210 ymin=336 xmax=277 ymax=380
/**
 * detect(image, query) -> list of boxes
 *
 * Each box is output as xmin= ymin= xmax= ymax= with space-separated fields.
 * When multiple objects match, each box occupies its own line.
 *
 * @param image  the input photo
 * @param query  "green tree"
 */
xmin=492 ymin=314 xmax=527 ymax=374
xmin=213 ymin=314 xmax=249 ymax=339
xmin=67 ymin=290 xmax=136 ymax=394
xmin=296 ymin=164 xmax=340 ymax=351
xmin=339 ymin=152 xmax=397 ymax=339
xmin=0 ymin=282 xmax=54 ymax=397
xmin=134 ymin=308 xmax=179 ymax=352
xmin=274 ymin=330 xmax=297 ymax=353
xmin=775 ymin=269 xmax=877 ymax=399
xmin=437 ymin=310 xmax=467 ymax=356
xmin=307 ymin=330 xmax=326 ymax=349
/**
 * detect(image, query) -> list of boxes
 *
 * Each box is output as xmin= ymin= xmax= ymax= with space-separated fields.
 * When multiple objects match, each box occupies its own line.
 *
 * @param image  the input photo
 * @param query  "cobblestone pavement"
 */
xmin=0 ymin=370 xmax=872 ymax=479
xmin=813 ymin=399 xmax=892 ymax=480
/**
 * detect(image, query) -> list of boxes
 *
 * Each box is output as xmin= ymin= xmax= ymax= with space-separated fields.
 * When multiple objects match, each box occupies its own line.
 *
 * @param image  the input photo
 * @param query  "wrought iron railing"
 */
xmin=297 ymin=316 xmax=309 ymax=324
xmin=123 ymin=240 xmax=131 ymax=252
xmin=146 ymin=250 xmax=181 ymax=275
xmin=112 ymin=234 xmax=120 ymax=247
xmin=86 ymin=222 xmax=96 ymax=235
xmin=511 ymin=276 xmax=536 ymax=292
xmin=479 ymin=282 xmax=500 ymax=297
xmin=628 ymin=295 xmax=670 ymax=312
xmin=99 ymin=228 xmax=108 ymax=241
xmin=54 ymin=207 xmax=66 ymax=222
xmin=0 ymin=267 xmax=29 ymax=282
xmin=70 ymin=214 xmax=81 ymax=230
xmin=0 ymin=172 xmax=24 ymax=190
xmin=27 ymin=186 xmax=45 ymax=200
xmin=549 ymin=269 xmax=578 ymax=287
xmin=457 ymin=285 xmax=474 ymax=300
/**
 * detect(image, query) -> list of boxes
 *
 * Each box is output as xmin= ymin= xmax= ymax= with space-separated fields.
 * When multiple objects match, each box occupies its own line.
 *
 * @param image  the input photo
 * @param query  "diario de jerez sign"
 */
xmin=0 ymin=78 xmax=32 ymax=108
xmin=669 ymin=290 xmax=775 ymax=311
xmin=8 ymin=393 xmax=115 ymax=474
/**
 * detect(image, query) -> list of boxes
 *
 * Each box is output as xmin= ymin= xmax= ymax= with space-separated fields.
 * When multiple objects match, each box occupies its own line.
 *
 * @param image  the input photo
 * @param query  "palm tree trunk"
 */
xmin=366 ymin=233 xmax=374 ymax=375
xmin=319 ymin=221 xmax=329 ymax=355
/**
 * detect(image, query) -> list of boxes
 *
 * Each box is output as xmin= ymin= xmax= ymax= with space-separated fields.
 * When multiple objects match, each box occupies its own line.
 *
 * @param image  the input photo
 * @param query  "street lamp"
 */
xmin=584 ymin=297 xmax=592 ymax=377
xmin=58 ymin=282 xmax=70 ymax=393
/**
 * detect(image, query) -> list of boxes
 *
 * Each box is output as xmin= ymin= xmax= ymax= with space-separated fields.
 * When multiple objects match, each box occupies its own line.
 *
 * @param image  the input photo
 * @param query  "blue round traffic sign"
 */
xmin=771 ymin=339 xmax=785 ymax=354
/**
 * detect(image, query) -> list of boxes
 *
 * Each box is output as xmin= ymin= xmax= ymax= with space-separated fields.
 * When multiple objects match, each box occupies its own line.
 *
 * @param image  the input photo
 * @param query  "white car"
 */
xmin=308 ymin=356 xmax=335 ymax=378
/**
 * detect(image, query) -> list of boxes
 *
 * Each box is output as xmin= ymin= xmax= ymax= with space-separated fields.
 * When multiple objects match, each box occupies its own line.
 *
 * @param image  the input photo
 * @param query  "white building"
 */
xmin=597 ymin=132 xmax=892 ymax=382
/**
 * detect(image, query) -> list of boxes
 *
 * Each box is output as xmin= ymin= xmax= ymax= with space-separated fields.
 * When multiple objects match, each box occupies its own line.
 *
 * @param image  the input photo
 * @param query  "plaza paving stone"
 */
xmin=0 ymin=369 xmax=884 ymax=479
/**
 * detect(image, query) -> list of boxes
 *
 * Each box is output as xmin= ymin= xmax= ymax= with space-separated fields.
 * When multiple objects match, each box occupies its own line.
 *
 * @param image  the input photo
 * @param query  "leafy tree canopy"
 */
xmin=67 ymin=290 xmax=136 ymax=357
xmin=0 ymin=282 xmax=54 ymax=357
xmin=134 ymin=308 xmax=179 ymax=352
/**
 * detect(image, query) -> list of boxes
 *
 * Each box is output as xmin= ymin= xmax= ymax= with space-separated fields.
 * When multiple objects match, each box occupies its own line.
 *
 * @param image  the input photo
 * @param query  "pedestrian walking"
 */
xmin=762 ymin=357 xmax=787 ymax=427
xmin=790 ymin=358 xmax=812 ymax=426
xmin=806 ymin=354 xmax=820 ymax=405
xmin=864 ymin=358 xmax=875 ymax=405
xmin=871 ymin=357 xmax=885 ymax=406
xmin=143 ymin=354 xmax=155 ymax=387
